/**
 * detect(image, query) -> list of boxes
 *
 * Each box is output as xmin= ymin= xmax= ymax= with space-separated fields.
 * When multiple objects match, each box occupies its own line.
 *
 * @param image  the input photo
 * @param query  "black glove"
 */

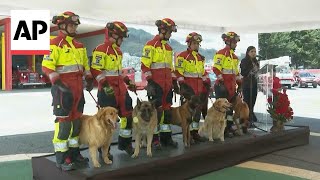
xmin=127 ymin=83 xmax=137 ymax=92
xmin=54 ymin=79 xmax=71 ymax=93
xmin=123 ymin=76 xmax=137 ymax=92
xmin=123 ymin=76 xmax=131 ymax=85
xmin=85 ymin=78 xmax=94 ymax=92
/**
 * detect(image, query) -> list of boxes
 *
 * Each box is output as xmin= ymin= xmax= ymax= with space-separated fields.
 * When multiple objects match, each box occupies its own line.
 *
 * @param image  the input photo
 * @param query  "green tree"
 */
xmin=259 ymin=29 xmax=320 ymax=69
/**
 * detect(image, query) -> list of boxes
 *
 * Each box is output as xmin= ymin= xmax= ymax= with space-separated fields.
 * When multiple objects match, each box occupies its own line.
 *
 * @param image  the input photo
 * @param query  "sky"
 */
xmin=128 ymin=24 xmax=259 ymax=56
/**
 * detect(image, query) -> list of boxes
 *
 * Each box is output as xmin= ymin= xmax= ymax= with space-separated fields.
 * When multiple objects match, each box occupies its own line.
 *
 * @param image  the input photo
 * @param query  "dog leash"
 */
xmin=88 ymin=91 xmax=101 ymax=110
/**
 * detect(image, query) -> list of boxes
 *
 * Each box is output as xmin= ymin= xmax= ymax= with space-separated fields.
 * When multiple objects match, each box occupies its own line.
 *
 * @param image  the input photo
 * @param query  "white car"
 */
xmin=276 ymin=66 xmax=294 ymax=89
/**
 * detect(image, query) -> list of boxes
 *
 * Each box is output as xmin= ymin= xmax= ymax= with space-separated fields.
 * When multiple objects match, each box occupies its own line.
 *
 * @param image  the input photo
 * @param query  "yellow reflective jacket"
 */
xmin=212 ymin=47 xmax=240 ymax=76
xmin=90 ymin=41 xmax=123 ymax=83
xmin=175 ymin=49 xmax=206 ymax=79
xmin=42 ymin=32 xmax=91 ymax=82
xmin=141 ymin=35 xmax=174 ymax=81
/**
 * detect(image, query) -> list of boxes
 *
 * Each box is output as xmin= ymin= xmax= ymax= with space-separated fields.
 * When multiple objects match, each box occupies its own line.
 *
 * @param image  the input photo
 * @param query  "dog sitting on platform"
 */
xmin=198 ymin=98 xmax=232 ymax=142
xmin=171 ymin=95 xmax=202 ymax=147
xmin=231 ymin=94 xmax=250 ymax=135
xmin=131 ymin=100 xmax=158 ymax=158
xmin=79 ymin=107 xmax=118 ymax=168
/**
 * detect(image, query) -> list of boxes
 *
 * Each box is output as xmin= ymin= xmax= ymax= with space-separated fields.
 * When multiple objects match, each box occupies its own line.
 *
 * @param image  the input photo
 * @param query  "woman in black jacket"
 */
xmin=240 ymin=46 xmax=259 ymax=123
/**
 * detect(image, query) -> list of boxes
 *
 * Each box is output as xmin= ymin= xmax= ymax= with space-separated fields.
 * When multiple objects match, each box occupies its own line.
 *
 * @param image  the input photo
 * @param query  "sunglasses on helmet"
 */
xmin=193 ymin=34 xmax=202 ymax=42
xmin=67 ymin=15 xmax=80 ymax=24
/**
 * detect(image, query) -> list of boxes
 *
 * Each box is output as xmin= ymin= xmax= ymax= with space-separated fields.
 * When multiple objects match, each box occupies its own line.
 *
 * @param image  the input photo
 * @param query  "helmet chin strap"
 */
xmin=60 ymin=23 xmax=76 ymax=37
xmin=188 ymin=42 xmax=199 ymax=52
xmin=189 ymin=46 xmax=199 ymax=52
xmin=110 ymin=33 xmax=122 ymax=46
xmin=159 ymin=29 xmax=170 ymax=41
xmin=226 ymin=40 xmax=237 ymax=51
xmin=116 ymin=38 xmax=121 ymax=46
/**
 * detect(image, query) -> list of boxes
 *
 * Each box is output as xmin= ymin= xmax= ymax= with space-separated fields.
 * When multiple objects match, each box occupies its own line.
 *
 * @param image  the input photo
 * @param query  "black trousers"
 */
xmin=242 ymin=84 xmax=258 ymax=122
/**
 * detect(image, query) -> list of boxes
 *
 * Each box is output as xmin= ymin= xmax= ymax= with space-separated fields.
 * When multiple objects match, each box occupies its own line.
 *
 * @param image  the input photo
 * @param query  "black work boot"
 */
xmin=69 ymin=147 xmax=89 ymax=168
xmin=224 ymin=118 xmax=235 ymax=138
xmin=191 ymin=130 xmax=206 ymax=143
xmin=55 ymin=151 xmax=77 ymax=171
xmin=118 ymin=136 xmax=134 ymax=155
xmin=242 ymin=126 xmax=248 ymax=134
xmin=98 ymin=147 xmax=113 ymax=161
xmin=152 ymin=134 xmax=162 ymax=150
xmin=160 ymin=132 xmax=178 ymax=148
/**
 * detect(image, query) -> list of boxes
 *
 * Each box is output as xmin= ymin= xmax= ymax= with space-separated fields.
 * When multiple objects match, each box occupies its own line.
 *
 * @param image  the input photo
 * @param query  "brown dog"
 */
xmin=198 ymin=98 xmax=232 ymax=142
xmin=171 ymin=95 xmax=202 ymax=147
xmin=79 ymin=107 xmax=118 ymax=168
xmin=131 ymin=100 xmax=158 ymax=158
xmin=232 ymin=95 xmax=250 ymax=135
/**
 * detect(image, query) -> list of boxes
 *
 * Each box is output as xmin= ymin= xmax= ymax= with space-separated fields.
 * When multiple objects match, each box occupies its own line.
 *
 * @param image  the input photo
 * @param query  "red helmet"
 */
xmin=221 ymin=32 xmax=240 ymax=43
xmin=155 ymin=18 xmax=177 ymax=32
xmin=52 ymin=11 xmax=80 ymax=25
xmin=186 ymin=32 xmax=202 ymax=43
xmin=106 ymin=21 xmax=129 ymax=38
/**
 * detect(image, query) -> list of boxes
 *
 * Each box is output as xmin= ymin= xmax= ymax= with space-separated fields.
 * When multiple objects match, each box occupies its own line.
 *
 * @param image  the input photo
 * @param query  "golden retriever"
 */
xmin=198 ymin=98 xmax=232 ymax=142
xmin=232 ymin=95 xmax=250 ymax=135
xmin=79 ymin=107 xmax=118 ymax=168
xmin=131 ymin=100 xmax=158 ymax=158
xmin=171 ymin=95 xmax=202 ymax=147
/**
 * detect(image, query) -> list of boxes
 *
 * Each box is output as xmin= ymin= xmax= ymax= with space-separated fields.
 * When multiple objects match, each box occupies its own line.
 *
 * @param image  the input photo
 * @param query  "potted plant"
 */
xmin=267 ymin=88 xmax=294 ymax=132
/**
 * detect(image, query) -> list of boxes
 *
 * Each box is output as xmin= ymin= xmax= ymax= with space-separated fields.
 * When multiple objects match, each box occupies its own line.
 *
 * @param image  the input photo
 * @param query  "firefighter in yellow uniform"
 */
xmin=212 ymin=32 xmax=241 ymax=137
xmin=91 ymin=21 xmax=136 ymax=155
xmin=141 ymin=18 xmax=178 ymax=148
xmin=42 ymin=11 xmax=93 ymax=171
xmin=175 ymin=32 xmax=209 ymax=143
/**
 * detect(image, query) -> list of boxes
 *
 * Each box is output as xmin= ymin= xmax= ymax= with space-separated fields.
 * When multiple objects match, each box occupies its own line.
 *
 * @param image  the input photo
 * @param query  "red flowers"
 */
xmin=267 ymin=88 xmax=293 ymax=123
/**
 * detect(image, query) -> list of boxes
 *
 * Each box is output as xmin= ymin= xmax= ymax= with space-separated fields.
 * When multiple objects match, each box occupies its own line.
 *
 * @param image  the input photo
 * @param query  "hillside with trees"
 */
xmin=122 ymin=28 xmax=216 ymax=63
xmin=259 ymin=29 xmax=320 ymax=69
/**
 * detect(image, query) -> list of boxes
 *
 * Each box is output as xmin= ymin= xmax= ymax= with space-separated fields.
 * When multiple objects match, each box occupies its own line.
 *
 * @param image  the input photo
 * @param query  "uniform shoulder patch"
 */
xmin=43 ymin=49 xmax=53 ymax=61
xmin=216 ymin=58 xmax=222 ymax=65
xmin=177 ymin=59 xmax=183 ymax=67
xmin=95 ymin=55 xmax=102 ymax=63
xmin=143 ymin=48 xmax=151 ymax=58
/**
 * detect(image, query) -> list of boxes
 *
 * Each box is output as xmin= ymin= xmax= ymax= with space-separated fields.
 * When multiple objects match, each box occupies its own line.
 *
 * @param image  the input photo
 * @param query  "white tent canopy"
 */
xmin=1 ymin=0 xmax=320 ymax=33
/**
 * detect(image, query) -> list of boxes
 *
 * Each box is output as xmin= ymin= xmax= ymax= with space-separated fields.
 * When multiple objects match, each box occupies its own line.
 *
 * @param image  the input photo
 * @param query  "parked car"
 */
xmin=275 ymin=66 xmax=294 ymax=89
xmin=12 ymin=66 xmax=46 ymax=88
xmin=314 ymin=76 xmax=320 ymax=86
xmin=296 ymin=72 xmax=317 ymax=88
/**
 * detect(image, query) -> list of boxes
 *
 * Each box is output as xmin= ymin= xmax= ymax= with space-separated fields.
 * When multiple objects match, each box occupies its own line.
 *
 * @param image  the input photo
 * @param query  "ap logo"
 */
xmin=11 ymin=10 xmax=50 ymax=55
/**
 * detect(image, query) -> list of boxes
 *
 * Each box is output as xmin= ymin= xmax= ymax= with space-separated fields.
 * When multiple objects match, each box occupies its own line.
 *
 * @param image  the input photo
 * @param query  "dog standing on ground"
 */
xmin=131 ymin=100 xmax=157 ymax=158
xmin=198 ymin=98 xmax=232 ymax=142
xmin=232 ymin=95 xmax=250 ymax=135
xmin=79 ymin=107 xmax=118 ymax=168
xmin=171 ymin=95 xmax=202 ymax=147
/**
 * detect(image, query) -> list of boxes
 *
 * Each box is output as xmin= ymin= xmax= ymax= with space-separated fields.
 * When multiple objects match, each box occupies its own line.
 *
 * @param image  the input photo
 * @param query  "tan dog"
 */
xmin=198 ymin=98 xmax=232 ymax=142
xmin=79 ymin=107 xmax=118 ymax=168
xmin=171 ymin=95 xmax=202 ymax=147
xmin=131 ymin=100 xmax=157 ymax=158
xmin=232 ymin=95 xmax=250 ymax=135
